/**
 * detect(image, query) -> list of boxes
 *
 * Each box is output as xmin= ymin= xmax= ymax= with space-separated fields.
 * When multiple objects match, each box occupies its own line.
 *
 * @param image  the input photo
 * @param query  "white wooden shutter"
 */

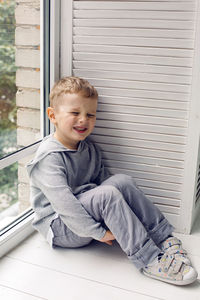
xmin=62 ymin=0 xmax=199 ymax=231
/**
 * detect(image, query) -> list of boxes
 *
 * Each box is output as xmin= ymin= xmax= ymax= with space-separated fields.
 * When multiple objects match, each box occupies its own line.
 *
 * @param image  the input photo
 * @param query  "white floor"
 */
xmin=0 ymin=218 xmax=200 ymax=300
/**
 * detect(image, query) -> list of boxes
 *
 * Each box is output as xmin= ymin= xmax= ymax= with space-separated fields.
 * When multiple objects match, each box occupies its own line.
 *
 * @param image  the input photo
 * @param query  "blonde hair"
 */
xmin=49 ymin=76 xmax=98 ymax=108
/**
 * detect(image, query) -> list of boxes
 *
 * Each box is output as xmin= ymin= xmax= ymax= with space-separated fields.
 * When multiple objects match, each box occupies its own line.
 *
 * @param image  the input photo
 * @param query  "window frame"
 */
xmin=0 ymin=0 xmax=60 ymax=257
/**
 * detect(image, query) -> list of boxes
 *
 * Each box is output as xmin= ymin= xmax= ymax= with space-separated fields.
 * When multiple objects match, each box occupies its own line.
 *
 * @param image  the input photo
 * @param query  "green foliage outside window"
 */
xmin=0 ymin=0 xmax=18 ymax=212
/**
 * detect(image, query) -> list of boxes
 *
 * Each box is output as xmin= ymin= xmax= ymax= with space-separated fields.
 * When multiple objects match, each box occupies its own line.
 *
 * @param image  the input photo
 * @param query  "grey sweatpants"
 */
xmin=51 ymin=174 xmax=174 ymax=269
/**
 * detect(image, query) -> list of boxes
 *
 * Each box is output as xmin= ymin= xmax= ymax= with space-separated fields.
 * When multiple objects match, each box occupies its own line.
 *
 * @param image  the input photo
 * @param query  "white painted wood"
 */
xmin=163 ymin=213 xmax=180 ymax=229
xmin=96 ymin=87 xmax=189 ymax=101
xmin=0 ymin=212 xmax=34 ymax=259
xmin=0 ymin=285 xmax=41 ymax=300
xmin=76 ymin=0 xmax=195 ymax=1
xmin=108 ymin=167 xmax=183 ymax=184
xmin=59 ymin=0 xmax=200 ymax=233
xmin=0 ymin=142 xmax=40 ymax=170
xmin=93 ymin=127 xmax=187 ymax=145
xmin=95 ymin=112 xmax=188 ymax=127
xmin=50 ymin=0 xmax=60 ymax=87
xmin=49 ymin=0 xmax=61 ymax=135
xmin=98 ymin=142 xmax=185 ymax=160
xmin=97 ymin=96 xmax=189 ymax=110
xmin=74 ymin=10 xmax=195 ymax=21
xmin=179 ymin=0 xmax=200 ymax=233
xmin=86 ymin=78 xmax=190 ymax=94
xmin=73 ymin=35 xmax=194 ymax=49
xmin=73 ymin=68 xmax=192 ymax=85
xmin=74 ymin=2 xmax=196 ymax=11
xmin=97 ymin=104 xmax=188 ymax=119
xmin=73 ymin=52 xmax=193 ymax=67
xmin=73 ymin=44 xmax=193 ymax=58
xmin=73 ymin=60 xmax=193 ymax=76
xmin=135 ymin=178 xmax=182 ymax=192
xmin=103 ymin=159 xmax=183 ymax=177
xmin=60 ymin=0 xmax=73 ymax=76
xmin=140 ymin=187 xmax=181 ymax=202
xmin=0 ymin=258 xmax=162 ymax=300
xmin=94 ymin=134 xmax=186 ymax=153
xmin=152 ymin=203 xmax=180 ymax=215
xmin=95 ymin=120 xmax=187 ymax=137
xmin=101 ymin=150 xmax=184 ymax=170
xmin=74 ymin=19 xmax=195 ymax=30
xmin=2 ymin=232 xmax=199 ymax=300
xmin=74 ymin=27 xmax=195 ymax=39
xmin=40 ymin=0 xmax=44 ymax=139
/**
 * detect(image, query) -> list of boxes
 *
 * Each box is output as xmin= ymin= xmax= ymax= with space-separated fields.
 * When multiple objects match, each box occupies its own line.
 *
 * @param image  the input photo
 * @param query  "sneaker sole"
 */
xmin=142 ymin=269 xmax=198 ymax=286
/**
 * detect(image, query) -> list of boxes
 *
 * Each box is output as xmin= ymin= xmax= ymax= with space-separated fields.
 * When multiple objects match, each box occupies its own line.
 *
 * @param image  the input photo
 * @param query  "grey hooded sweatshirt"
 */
xmin=26 ymin=134 xmax=110 ymax=244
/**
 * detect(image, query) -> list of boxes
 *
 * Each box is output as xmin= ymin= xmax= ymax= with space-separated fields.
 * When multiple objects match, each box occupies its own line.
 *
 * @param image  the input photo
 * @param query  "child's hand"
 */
xmin=99 ymin=230 xmax=115 ymax=246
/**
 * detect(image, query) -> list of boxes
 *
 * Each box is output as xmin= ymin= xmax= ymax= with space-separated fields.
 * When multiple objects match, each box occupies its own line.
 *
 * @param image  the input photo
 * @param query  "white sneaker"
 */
xmin=143 ymin=252 xmax=198 ymax=285
xmin=160 ymin=236 xmax=191 ymax=265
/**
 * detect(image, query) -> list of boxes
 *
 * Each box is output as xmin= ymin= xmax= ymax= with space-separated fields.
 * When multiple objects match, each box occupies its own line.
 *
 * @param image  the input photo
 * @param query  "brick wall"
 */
xmin=15 ymin=0 xmax=40 ymax=212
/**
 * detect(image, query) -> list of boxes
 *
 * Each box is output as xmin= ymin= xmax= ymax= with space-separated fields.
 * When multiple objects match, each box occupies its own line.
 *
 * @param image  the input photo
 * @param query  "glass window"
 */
xmin=0 ymin=0 xmax=18 ymax=159
xmin=0 ymin=0 xmax=49 ymax=235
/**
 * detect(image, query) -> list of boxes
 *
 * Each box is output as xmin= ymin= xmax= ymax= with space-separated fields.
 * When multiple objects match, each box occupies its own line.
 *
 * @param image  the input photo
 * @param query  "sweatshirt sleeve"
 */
xmin=30 ymin=153 xmax=106 ymax=240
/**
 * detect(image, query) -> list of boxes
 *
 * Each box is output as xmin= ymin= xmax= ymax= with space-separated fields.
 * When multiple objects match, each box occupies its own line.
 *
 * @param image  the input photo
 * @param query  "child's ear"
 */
xmin=47 ymin=107 xmax=56 ymax=123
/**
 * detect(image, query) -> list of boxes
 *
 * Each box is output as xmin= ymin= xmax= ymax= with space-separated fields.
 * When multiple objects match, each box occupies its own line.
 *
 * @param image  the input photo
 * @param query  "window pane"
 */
xmin=0 ymin=162 xmax=17 ymax=215
xmin=0 ymin=0 xmax=42 ymax=160
xmin=0 ymin=154 xmax=34 ymax=231
xmin=0 ymin=0 xmax=44 ymax=230
xmin=0 ymin=0 xmax=19 ymax=159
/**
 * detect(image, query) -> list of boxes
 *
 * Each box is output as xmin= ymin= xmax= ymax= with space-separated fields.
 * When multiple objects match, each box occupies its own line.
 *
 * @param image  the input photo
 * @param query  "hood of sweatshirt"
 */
xmin=26 ymin=134 xmax=86 ymax=176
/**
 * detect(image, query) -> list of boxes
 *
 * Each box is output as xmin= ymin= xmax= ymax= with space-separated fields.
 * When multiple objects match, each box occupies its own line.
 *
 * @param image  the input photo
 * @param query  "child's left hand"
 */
xmin=99 ymin=230 xmax=115 ymax=245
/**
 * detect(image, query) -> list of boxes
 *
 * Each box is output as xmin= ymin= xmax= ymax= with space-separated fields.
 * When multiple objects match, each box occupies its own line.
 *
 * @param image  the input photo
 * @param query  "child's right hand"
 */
xmin=99 ymin=230 xmax=115 ymax=245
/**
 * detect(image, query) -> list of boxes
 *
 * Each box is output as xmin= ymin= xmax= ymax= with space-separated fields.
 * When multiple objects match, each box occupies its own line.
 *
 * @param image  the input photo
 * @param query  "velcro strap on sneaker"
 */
xmin=162 ymin=237 xmax=182 ymax=251
xmin=160 ymin=254 xmax=174 ymax=272
xmin=172 ymin=259 xmax=183 ymax=274
xmin=169 ymin=247 xmax=187 ymax=256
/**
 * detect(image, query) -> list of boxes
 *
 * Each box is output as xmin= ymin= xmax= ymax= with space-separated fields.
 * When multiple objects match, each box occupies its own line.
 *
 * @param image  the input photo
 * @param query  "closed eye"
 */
xmin=87 ymin=114 xmax=96 ymax=118
xmin=71 ymin=112 xmax=79 ymax=116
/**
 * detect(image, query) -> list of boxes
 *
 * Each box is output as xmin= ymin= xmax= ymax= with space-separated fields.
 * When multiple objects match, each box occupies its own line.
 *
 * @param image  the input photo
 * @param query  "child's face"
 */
xmin=48 ymin=93 xmax=97 ymax=149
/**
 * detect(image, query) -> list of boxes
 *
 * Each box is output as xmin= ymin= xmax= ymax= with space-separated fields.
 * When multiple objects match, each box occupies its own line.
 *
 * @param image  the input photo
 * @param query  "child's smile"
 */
xmin=73 ymin=126 xmax=88 ymax=134
xmin=48 ymin=93 xmax=97 ymax=150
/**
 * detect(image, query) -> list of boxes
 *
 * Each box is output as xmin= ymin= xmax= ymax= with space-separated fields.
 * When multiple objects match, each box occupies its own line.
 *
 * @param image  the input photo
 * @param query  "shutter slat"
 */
xmin=73 ymin=52 xmax=193 ymax=67
xmin=97 ymin=103 xmax=188 ymax=119
xmin=95 ymin=119 xmax=187 ymax=136
xmin=73 ymin=44 xmax=193 ymax=58
xmin=74 ymin=2 xmax=196 ymax=11
xmin=73 ymin=35 xmax=194 ymax=48
xmin=150 ymin=201 xmax=180 ymax=215
xmin=93 ymin=134 xmax=186 ymax=153
xmin=93 ymin=127 xmax=186 ymax=145
xmin=74 ymin=19 xmax=195 ymax=30
xmin=136 ymin=178 xmax=181 ymax=192
xmin=102 ymin=151 xmax=184 ymax=169
xmin=96 ymin=87 xmax=189 ymax=101
xmin=73 ymin=61 xmax=193 ymax=76
xmin=96 ymin=112 xmax=188 ymax=127
xmin=73 ymin=68 xmax=191 ymax=84
xmin=74 ymin=10 xmax=195 ymax=21
xmin=98 ymin=142 xmax=185 ymax=161
xmin=98 ymin=96 xmax=189 ymax=110
xmin=80 ymin=77 xmax=190 ymax=93
xmin=140 ymin=187 xmax=181 ymax=201
xmin=103 ymin=159 xmax=183 ymax=177
xmin=74 ymin=27 xmax=194 ymax=39
xmin=108 ymin=167 xmax=183 ymax=184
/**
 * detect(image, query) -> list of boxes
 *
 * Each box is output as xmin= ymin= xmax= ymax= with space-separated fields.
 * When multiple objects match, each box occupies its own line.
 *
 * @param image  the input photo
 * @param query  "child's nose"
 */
xmin=79 ymin=114 xmax=87 ymax=123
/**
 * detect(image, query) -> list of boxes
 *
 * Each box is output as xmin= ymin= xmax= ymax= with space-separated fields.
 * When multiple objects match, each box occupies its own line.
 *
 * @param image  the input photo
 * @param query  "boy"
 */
xmin=27 ymin=76 xmax=198 ymax=285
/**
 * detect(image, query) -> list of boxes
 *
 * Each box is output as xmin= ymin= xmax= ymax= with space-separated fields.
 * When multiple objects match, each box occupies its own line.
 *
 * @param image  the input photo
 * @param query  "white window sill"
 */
xmin=0 ymin=210 xmax=35 ymax=258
